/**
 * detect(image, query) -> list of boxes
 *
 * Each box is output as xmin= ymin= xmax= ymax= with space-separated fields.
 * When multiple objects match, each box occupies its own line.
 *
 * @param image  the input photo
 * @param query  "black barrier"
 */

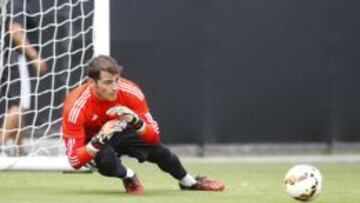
xmin=110 ymin=0 xmax=360 ymax=144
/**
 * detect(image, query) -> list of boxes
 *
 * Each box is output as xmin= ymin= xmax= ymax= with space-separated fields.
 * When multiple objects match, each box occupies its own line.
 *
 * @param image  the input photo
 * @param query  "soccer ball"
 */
xmin=284 ymin=164 xmax=323 ymax=201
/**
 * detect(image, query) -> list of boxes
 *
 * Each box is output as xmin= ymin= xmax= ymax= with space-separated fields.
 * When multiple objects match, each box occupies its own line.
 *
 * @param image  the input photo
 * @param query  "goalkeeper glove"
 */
xmin=106 ymin=106 xmax=145 ymax=133
xmin=86 ymin=119 xmax=127 ymax=156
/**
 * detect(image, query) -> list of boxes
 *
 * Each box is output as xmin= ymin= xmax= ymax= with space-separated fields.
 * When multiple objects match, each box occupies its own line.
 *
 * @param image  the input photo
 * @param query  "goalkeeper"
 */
xmin=62 ymin=55 xmax=225 ymax=194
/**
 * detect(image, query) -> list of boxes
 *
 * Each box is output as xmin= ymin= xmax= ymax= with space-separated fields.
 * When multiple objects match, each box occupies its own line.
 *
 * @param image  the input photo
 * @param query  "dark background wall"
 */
xmin=110 ymin=0 xmax=360 ymax=144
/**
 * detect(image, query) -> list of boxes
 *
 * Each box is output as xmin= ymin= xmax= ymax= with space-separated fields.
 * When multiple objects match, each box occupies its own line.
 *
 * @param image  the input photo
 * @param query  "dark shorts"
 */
xmin=1 ymin=65 xmax=21 ymax=107
xmin=108 ymin=128 xmax=158 ymax=163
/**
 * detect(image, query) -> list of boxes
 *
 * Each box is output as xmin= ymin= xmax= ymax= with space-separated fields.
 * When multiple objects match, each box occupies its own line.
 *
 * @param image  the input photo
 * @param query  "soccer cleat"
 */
xmin=122 ymin=174 xmax=144 ymax=195
xmin=179 ymin=176 xmax=225 ymax=192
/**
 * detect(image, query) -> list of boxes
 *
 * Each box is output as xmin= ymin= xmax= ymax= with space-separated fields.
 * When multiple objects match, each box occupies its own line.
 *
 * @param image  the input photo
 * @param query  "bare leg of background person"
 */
xmin=0 ymin=106 xmax=26 ymax=156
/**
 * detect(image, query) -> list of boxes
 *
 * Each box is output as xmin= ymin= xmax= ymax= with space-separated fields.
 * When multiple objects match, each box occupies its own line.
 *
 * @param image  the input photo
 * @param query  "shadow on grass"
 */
xmin=59 ymin=188 xmax=183 ymax=197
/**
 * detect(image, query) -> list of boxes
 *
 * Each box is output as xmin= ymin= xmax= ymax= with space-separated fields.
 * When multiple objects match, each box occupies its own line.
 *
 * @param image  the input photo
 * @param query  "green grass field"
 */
xmin=0 ymin=160 xmax=359 ymax=203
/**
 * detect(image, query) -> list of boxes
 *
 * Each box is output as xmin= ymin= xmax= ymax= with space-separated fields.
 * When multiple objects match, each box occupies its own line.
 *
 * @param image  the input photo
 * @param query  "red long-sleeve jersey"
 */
xmin=62 ymin=78 xmax=160 ymax=169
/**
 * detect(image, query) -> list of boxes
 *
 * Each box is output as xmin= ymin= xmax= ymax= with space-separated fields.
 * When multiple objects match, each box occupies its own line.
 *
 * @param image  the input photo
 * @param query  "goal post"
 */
xmin=93 ymin=0 xmax=110 ymax=56
xmin=0 ymin=0 xmax=110 ymax=170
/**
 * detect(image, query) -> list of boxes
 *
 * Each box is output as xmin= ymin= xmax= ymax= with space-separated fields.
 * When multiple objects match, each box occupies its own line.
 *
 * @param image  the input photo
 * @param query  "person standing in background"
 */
xmin=0 ymin=0 xmax=48 ymax=156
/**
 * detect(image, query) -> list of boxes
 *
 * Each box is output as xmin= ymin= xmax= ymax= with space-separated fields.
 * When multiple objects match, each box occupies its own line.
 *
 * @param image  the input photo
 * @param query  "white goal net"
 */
xmin=0 ymin=0 xmax=108 ymax=170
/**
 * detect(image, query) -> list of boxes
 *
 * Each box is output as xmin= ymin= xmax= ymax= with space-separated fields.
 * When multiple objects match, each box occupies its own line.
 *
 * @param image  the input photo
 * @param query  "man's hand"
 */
xmin=106 ymin=106 xmax=145 ymax=132
xmin=32 ymin=58 xmax=48 ymax=74
xmin=86 ymin=119 xmax=127 ymax=156
xmin=106 ymin=106 xmax=138 ymax=123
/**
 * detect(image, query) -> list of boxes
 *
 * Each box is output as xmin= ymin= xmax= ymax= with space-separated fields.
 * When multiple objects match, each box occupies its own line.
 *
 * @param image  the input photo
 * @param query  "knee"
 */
xmin=94 ymin=146 xmax=118 ymax=176
xmin=8 ymin=106 xmax=22 ymax=114
xmin=7 ymin=106 xmax=22 ymax=122
xmin=95 ymin=145 xmax=113 ymax=163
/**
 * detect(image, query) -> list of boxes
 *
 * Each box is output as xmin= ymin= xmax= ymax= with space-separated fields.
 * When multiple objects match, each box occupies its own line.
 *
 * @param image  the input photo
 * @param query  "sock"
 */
xmin=125 ymin=167 xmax=135 ymax=178
xmin=180 ymin=174 xmax=197 ymax=187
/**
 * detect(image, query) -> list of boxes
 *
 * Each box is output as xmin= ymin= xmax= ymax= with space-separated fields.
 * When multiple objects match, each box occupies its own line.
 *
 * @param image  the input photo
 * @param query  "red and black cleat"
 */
xmin=179 ymin=176 xmax=225 ymax=192
xmin=122 ymin=174 xmax=144 ymax=195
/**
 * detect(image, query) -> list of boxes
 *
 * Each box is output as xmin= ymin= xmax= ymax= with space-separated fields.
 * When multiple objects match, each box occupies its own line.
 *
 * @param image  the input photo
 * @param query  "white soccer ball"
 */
xmin=284 ymin=164 xmax=323 ymax=201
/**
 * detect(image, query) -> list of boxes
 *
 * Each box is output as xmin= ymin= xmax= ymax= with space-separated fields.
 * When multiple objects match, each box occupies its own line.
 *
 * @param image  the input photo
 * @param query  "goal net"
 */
xmin=0 ymin=0 xmax=109 ymax=170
